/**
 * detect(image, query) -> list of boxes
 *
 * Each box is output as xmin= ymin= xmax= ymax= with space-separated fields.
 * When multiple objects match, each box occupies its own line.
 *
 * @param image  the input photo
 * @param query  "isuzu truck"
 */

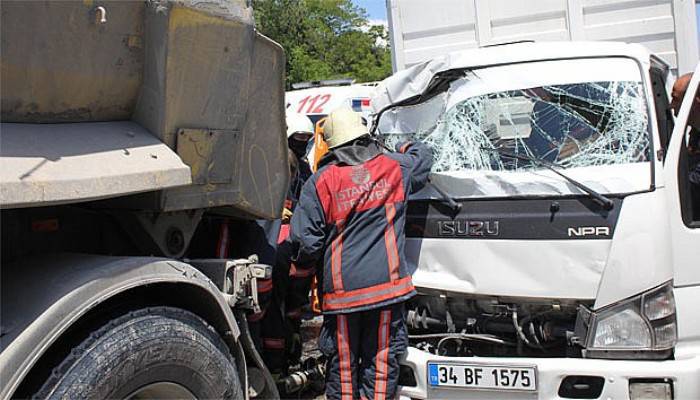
xmin=370 ymin=41 xmax=700 ymax=399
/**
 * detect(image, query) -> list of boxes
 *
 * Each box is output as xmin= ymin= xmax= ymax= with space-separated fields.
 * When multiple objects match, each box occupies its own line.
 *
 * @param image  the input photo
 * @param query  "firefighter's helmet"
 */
xmin=286 ymin=112 xmax=314 ymax=139
xmin=323 ymin=107 xmax=368 ymax=149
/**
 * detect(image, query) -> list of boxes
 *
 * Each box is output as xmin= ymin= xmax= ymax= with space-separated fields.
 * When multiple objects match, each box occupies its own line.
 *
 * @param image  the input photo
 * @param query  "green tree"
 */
xmin=252 ymin=0 xmax=392 ymax=88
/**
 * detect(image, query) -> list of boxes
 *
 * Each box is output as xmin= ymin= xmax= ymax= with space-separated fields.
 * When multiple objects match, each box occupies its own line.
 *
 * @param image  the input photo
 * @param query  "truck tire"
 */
xmin=34 ymin=307 xmax=244 ymax=399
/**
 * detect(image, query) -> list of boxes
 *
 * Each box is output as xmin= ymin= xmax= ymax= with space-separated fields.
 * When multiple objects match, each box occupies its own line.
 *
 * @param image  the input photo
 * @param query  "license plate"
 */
xmin=428 ymin=362 xmax=537 ymax=391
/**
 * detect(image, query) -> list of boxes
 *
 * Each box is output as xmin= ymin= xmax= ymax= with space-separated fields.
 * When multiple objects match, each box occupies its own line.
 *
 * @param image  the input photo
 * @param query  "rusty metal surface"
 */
xmin=0 ymin=122 xmax=191 ymax=208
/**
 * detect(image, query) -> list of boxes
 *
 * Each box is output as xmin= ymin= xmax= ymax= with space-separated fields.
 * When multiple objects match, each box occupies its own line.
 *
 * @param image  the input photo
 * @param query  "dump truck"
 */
xmin=370 ymin=42 xmax=700 ymax=399
xmin=1 ymin=1 xmax=289 ymax=398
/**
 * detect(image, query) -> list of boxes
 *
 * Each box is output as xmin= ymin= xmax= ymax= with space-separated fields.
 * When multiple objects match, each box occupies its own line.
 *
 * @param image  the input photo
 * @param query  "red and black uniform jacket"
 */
xmin=290 ymin=140 xmax=433 ymax=314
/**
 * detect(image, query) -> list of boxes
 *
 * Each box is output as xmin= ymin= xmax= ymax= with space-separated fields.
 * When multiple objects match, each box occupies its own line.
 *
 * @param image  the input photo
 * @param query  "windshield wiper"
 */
xmin=428 ymin=176 xmax=462 ymax=214
xmin=483 ymin=147 xmax=615 ymax=210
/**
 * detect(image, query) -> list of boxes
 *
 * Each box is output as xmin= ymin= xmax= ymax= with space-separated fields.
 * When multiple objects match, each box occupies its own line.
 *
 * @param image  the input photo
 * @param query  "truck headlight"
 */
xmin=584 ymin=282 xmax=676 ymax=358
xmin=592 ymin=308 xmax=651 ymax=348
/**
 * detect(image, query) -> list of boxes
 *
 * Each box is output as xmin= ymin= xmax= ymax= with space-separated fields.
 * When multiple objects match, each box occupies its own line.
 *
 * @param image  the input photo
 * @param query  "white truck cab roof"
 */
xmin=372 ymin=41 xmax=656 ymax=112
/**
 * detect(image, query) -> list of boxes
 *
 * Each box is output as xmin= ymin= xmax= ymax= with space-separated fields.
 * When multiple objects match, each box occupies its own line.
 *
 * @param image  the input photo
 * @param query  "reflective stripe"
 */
xmin=384 ymin=203 xmax=400 ymax=281
xmin=216 ymin=220 xmax=229 ymax=258
xmin=277 ymin=223 xmax=290 ymax=244
xmin=323 ymin=276 xmax=414 ymax=311
xmin=331 ymin=219 xmax=345 ymax=291
xmin=263 ymin=338 xmax=285 ymax=349
xmin=290 ymin=264 xmax=315 ymax=278
xmin=337 ymin=314 xmax=353 ymax=399
xmin=374 ymin=310 xmax=392 ymax=400
xmin=257 ymin=279 xmax=273 ymax=293
xmin=247 ymin=308 xmax=266 ymax=322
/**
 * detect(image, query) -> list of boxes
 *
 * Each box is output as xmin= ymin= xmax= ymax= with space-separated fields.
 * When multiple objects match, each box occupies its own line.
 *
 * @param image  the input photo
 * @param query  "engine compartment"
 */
xmin=406 ymin=292 xmax=591 ymax=358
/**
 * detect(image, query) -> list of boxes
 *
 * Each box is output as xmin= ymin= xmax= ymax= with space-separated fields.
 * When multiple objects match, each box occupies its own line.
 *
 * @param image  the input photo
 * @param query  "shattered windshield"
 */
xmin=376 ymin=58 xmax=652 ymax=197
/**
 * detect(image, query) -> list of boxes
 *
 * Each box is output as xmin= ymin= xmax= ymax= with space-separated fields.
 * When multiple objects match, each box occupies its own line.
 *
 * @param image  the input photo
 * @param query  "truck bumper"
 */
xmin=399 ymin=346 xmax=700 ymax=399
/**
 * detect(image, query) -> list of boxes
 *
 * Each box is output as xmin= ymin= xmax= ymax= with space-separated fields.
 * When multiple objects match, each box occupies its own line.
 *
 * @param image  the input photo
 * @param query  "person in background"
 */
xmin=286 ymin=112 xmax=315 ymax=211
xmin=290 ymin=108 xmax=433 ymax=400
xmin=671 ymin=74 xmax=695 ymax=121
xmin=257 ymin=113 xmax=316 ymax=378
xmin=238 ymin=149 xmax=295 ymax=377
xmin=670 ymin=73 xmax=700 ymax=214
xmin=190 ymin=114 xmax=316 ymax=380
xmin=276 ymin=113 xmax=317 ymax=372
xmin=671 ymin=73 xmax=700 ymax=144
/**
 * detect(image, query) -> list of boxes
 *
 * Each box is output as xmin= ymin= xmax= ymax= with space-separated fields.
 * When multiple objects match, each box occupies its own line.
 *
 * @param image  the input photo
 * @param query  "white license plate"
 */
xmin=428 ymin=362 xmax=537 ymax=391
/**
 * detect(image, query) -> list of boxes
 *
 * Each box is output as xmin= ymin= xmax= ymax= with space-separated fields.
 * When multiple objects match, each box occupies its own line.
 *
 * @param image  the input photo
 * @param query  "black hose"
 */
xmin=234 ymin=310 xmax=280 ymax=399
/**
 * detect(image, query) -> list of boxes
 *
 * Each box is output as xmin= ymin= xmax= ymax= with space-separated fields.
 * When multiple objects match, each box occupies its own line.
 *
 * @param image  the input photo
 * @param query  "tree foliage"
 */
xmin=252 ymin=0 xmax=392 ymax=88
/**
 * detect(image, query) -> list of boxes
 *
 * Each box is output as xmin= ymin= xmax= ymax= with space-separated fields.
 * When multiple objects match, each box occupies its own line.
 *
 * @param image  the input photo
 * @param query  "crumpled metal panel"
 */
xmin=370 ymin=42 xmax=653 ymax=114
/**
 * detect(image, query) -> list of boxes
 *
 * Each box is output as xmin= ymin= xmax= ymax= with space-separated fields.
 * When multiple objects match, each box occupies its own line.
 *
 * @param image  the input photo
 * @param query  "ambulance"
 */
xmin=285 ymin=79 xmax=377 ymax=168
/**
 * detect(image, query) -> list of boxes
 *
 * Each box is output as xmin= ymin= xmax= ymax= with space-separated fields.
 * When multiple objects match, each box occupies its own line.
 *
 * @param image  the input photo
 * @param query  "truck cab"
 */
xmin=370 ymin=41 xmax=700 ymax=399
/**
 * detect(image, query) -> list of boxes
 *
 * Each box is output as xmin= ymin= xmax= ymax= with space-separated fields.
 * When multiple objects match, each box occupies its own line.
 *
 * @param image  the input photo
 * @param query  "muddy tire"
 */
xmin=34 ymin=307 xmax=243 ymax=399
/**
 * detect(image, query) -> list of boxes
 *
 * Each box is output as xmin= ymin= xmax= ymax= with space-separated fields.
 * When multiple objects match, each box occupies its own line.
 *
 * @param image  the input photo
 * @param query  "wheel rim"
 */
xmin=126 ymin=382 xmax=196 ymax=399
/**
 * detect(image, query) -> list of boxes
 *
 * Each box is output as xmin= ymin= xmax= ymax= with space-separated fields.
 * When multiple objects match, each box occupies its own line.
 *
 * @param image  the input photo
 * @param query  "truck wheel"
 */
xmin=34 ymin=307 xmax=244 ymax=399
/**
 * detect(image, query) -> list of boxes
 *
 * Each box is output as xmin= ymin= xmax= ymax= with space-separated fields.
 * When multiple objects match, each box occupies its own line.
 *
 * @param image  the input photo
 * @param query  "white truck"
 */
xmin=370 ymin=41 xmax=700 ymax=399
xmin=387 ymin=0 xmax=698 ymax=76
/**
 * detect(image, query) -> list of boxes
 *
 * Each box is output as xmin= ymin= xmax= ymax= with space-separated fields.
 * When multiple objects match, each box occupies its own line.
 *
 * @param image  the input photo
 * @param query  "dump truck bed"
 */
xmin=1 ymin=0 xmax=288 ymax=218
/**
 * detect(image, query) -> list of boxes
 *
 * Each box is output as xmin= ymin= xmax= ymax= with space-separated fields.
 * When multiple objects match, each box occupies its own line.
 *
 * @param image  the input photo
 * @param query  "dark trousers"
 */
xmin=320 ymin=302 xmax=408 ymax=400
xmin=255 ymin=239 xmax=314 ymax=374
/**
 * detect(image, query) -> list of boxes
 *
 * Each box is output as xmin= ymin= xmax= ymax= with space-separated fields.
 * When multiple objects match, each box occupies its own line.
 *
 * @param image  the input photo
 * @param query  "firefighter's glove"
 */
xmin=282 ymin=207 xmax=293 ymax=224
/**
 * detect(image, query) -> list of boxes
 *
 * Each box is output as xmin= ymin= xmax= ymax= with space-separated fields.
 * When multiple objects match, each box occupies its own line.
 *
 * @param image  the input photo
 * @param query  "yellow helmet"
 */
xmin=323 ymin=107 xmax=368 ymax=149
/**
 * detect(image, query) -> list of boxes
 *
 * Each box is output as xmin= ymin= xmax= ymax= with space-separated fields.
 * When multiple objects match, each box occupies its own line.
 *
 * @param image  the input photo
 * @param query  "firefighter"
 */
xmin=282 ymin=112 xmax=316 ymax=369
xmin=246 ymin=150 xmax=297 ymax=375
xmin=258 ymin=112 xmax=316 ymax=376
xmin=286 ymin=111 xmax=314 ymax=208
xmin=290 ymin=107 xmax=433 ymax=400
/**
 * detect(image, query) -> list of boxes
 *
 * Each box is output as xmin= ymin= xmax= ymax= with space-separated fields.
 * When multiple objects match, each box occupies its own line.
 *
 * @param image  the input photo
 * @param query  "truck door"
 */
xmin=664 ymin=65 xmax=700 ymax=286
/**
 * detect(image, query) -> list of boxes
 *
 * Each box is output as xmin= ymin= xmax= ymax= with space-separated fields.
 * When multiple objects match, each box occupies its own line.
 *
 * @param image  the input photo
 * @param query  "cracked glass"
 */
xmin=382 ymin=80 xmax=649 ymax=173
